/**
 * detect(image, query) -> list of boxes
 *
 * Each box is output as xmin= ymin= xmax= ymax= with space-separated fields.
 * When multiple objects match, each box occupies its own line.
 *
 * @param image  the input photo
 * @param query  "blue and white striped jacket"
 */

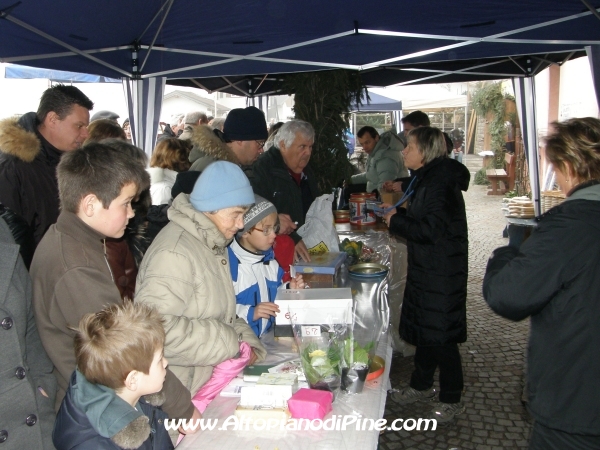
xmin=228 ymin=238 xmax=284 ymax=337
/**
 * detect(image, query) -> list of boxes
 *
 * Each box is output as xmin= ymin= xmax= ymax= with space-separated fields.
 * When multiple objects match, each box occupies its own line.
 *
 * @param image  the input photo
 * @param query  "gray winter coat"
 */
xmin=0 ymin=218 xmax=57 ymax=449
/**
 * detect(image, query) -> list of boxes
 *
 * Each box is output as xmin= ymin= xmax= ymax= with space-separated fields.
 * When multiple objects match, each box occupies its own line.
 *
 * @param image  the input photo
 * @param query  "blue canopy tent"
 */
xmin=351 ymin=92 xmax=402 ymax=112
xmin=2 ymin=0 xmax=600 ymax=197
xmin=350 ymin=92 xmax=403 ymax=135
xmin=4 ymin=64 xmax=120 ymax=83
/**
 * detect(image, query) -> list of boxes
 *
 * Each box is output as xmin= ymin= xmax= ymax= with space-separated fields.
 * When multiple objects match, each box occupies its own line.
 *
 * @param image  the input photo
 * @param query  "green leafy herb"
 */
xmin=342 ymin=339 xmax=374 ymax=367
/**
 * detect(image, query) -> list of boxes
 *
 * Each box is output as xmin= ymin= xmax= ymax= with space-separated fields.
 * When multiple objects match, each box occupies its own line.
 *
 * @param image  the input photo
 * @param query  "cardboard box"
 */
xmin=380 ymin=192 xmax=401 ymax=205
xmin=274 ymin=287 xmax=352 ymax=337
xmin=292 ymin=252 xmax=346 ymax=288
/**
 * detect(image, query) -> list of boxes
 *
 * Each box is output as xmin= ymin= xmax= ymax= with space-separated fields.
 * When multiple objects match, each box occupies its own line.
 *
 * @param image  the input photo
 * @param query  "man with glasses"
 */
xmin=188 ymin=106 xmax=268 ymax=172
xmin=228 ymin=195 xmax=306 ymax=338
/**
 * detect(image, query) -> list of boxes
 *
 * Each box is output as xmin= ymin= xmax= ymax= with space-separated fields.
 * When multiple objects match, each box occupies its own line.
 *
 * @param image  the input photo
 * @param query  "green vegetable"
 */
xmin=342 ymin=339 xmax=374 ymax=367
xmin=300 ymin=342 xmax=341 ymax=385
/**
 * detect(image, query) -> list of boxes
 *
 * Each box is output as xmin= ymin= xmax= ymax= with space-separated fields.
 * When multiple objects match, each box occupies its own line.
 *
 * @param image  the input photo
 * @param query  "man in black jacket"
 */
xmin=249 ymin=120 xmax=320 ymax=262
xmin=0 ymin=84 xmax=93 ymax=245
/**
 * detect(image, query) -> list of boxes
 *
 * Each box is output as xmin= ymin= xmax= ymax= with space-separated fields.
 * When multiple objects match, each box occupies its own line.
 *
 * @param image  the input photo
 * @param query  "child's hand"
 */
xmin=253 ymin=302 xmax=280 ymax=321
xmin=290 ymin=274 xmax=306 ymax=289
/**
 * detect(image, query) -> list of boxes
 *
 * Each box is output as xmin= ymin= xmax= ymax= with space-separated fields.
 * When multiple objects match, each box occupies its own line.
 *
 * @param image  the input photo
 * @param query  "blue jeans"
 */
xmin=451 ymin=151 xmax=463 ymax=164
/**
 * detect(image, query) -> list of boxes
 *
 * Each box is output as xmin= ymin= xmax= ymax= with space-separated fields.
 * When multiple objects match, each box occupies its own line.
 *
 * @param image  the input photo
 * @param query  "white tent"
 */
xmin=371 ymin=85 xmax=466 ymax=111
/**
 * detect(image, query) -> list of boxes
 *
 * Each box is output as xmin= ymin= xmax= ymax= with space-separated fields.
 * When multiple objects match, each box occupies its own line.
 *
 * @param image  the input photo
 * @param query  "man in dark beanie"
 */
xmin=189 ymin=106 xmax=268 ymax=172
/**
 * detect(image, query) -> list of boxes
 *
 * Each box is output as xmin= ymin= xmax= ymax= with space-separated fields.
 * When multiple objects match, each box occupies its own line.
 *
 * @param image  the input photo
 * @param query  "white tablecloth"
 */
xmin=177 ymin=333 xmax=392 ymax=450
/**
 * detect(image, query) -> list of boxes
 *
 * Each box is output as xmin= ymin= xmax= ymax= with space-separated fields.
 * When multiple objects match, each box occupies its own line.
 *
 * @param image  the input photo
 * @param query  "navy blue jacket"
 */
xmin=53 ymin=371 xmax=173 ymax=450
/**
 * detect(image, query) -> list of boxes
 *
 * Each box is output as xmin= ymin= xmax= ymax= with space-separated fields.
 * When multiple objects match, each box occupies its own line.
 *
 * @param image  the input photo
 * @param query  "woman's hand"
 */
xmin=383 ymin=208 xmax=396 ymax=227
xmin=391 ymin=181 xmax=403 ymax=192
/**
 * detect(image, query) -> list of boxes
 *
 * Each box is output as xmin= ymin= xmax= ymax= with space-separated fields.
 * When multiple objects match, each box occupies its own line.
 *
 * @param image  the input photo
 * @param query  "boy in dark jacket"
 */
xmin=53 ymin=302 xmax=173 ymax=450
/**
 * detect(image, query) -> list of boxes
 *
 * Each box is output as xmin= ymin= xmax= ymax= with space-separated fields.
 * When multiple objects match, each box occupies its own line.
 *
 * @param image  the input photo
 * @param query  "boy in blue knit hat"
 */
xmin=228 ymin=194 xmax=305 ymax=337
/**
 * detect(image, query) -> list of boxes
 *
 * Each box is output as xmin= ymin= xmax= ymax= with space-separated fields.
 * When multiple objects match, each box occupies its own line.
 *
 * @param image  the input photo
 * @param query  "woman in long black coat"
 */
xmin=383 ymin=126 xmax=470 ymax=424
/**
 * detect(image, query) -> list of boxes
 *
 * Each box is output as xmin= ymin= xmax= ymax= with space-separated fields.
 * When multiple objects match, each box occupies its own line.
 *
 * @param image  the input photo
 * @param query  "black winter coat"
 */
xmin=483 ymin=182 xmax=600 ymax=435
xmin=0 ymin=112 xmax=62 ymax=246
xmin=249 ymin=147 xmax=321 ymax=244
xmin=389 ymin=157 xmax=469 ymax=346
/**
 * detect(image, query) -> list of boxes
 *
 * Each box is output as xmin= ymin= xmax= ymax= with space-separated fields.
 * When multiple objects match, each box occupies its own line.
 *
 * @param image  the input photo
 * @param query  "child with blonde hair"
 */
xmin=53 ymin=302 xmax=173 ymax=449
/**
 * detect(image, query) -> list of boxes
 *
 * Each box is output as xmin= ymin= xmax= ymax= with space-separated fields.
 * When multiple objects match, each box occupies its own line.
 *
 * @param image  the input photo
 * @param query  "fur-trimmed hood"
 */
xmin=0 ymin=113 xmax=41 ymax=163
xmin=54 ymin=370 xmax=170 ymax=450
xmin=188 ymin=125 xmax=239 ymax=171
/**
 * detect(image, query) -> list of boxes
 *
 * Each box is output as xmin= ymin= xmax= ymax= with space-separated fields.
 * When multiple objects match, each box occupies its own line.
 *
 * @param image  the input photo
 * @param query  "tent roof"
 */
xmin=371 ymin=85 xmax=467 ymax=111
xmin=0 ymin=1 xmax=598 ymax=88
xmin=351 ymin=92 xmax=402 ymax=112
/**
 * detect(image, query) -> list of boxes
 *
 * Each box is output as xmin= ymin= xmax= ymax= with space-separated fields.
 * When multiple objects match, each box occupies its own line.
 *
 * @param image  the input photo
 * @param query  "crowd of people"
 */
xmin=0 ymin=83 xmax=598 ymax=449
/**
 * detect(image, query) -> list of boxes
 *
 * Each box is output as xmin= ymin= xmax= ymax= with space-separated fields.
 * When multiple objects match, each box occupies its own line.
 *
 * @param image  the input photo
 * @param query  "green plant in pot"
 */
xmin=300 ymin=341 xmax=342 ymax=397
xmin=341 ymin=339 xmax=374 ymax=393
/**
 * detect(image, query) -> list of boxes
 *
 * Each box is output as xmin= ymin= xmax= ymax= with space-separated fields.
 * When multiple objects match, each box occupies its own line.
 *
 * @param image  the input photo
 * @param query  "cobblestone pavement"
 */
xmin=378 ymin=175 xmax=533 ymax=449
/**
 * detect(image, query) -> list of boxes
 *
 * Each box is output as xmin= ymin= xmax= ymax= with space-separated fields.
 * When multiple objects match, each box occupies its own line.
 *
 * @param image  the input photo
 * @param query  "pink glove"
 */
xmin=191 ymin=341 xmax=252 ymax=413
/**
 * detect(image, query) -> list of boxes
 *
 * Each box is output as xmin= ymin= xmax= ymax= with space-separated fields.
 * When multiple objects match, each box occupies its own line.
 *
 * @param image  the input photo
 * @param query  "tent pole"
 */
xmin=144 ymin=31 xmax=357 ymax=78
xmin=3 ymin=14 xmax=129 ymax=76
xmin=140 ymin=0 xmax=175 ymax=72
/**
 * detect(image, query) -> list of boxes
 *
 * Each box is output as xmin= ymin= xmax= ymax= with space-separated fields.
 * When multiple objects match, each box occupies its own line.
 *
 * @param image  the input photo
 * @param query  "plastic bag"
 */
xmin=289 ymin=306 xmax=350 ymax=400
xmin=297 ymin=194 xmax=339 ymax=254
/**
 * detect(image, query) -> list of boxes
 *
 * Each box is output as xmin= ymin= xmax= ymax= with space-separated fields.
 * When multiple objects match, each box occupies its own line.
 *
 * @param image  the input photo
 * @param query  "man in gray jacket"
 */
xmin=349 ymin=126 xmax=408 ymax=194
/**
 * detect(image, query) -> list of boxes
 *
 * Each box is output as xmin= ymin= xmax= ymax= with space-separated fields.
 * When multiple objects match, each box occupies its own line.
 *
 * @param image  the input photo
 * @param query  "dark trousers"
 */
xmin=529 ymin=422 xmax=600 ymax=450
xmin=409 ymin=344 xmax=464 ymax=403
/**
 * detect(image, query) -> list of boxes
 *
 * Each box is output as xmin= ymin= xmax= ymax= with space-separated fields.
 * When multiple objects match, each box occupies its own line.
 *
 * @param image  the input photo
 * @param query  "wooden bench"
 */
xmin=486 ymin=153 xmax=515 ymax=195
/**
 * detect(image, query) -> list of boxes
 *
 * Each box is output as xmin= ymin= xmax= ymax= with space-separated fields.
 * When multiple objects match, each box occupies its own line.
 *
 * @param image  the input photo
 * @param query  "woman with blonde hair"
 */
xmin=484 ymin=117 xmax=600 ymax=449
xmin=384 ymin=126 xmax=470 ymax=424
xmin=148 ymin=138 xmax=192 ymax=205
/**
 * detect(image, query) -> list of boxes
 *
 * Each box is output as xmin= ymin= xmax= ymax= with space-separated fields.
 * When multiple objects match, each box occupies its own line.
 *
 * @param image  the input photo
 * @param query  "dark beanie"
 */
xmin=171 ymin=171 xmax=201 ymax=198
xmin=223 ymin=107 xmax=268 ymax=142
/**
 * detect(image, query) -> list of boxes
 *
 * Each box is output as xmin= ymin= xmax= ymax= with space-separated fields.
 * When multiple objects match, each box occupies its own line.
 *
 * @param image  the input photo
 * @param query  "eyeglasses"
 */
xmin=252 ymin=223 xmax=280 ymax=236
xmin=256 ymin=140 xmax=266 ymax=149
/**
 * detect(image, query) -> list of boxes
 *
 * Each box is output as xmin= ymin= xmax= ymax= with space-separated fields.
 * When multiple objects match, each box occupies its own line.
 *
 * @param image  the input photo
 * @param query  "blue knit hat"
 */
xmin=189 ymin=161 xmax=255 ymax=211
